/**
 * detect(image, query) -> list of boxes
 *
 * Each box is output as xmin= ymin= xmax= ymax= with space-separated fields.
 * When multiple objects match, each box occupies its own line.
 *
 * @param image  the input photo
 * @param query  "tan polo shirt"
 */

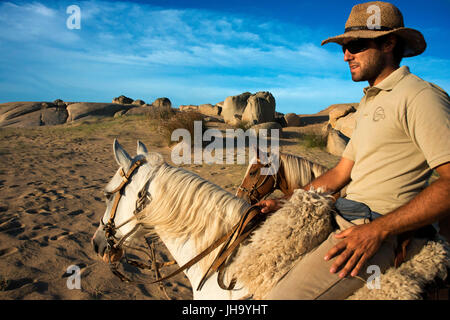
xmin=342 ymin=66 xmax=450 ymax=214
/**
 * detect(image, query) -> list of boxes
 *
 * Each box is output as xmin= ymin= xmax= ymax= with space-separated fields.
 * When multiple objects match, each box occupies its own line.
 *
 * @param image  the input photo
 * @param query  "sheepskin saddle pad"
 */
xmin=227 ymin=189 xmax=450 ymax=300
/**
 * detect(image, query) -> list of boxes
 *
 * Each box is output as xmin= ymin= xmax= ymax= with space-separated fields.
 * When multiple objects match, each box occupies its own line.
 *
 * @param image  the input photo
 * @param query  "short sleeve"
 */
xmin=406 ymin=86 xmax=450 ymax=169
xmin=342 ymin=137 xmax=355 ymax=161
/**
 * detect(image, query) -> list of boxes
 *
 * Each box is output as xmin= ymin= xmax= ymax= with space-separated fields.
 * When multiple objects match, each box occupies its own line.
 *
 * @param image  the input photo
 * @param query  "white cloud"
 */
xmin=0 ymin=1 xmax=80 ymax=44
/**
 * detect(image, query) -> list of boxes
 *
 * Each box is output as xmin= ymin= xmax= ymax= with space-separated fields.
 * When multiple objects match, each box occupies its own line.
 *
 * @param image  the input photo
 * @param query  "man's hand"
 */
xmin=324 ymin=222 xmax=389 ymax=278
xmin=257 ymin=199 xmax=282 ymax=214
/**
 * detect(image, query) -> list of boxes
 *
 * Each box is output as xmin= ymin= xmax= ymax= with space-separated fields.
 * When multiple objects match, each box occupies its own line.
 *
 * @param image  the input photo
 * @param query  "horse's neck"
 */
xmin=155 ymin=228 xmax=249 ymax=300
xmin=146 ymin=166 xmax=249 ymax=299
xmin=280 ymin=154 xmax=319 ymax=194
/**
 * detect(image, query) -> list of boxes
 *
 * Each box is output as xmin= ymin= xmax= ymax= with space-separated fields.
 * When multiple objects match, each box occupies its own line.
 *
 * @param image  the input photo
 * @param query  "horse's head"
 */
xmin=91 ymin=139 xmax=163 ymax=263
xmin=235 ymin=148 xmax=279 ymax=205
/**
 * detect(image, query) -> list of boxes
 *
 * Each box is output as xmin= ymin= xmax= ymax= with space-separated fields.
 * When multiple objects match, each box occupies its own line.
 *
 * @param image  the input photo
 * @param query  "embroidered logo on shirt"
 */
xmin=373 ymin=107 xmax=385 ymax=121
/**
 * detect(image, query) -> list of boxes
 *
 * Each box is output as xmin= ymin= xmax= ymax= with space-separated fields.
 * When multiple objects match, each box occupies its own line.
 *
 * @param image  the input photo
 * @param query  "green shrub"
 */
xmin=147 ymin=105 xmax=176 ymax=121
xmin=298 ymin=133 xmax=327 ymax=149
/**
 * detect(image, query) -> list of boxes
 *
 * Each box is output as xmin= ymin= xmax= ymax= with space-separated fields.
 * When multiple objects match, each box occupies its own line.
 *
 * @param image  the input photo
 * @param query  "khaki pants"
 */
xmin=266 ymin=213 xmax=399 ymax=300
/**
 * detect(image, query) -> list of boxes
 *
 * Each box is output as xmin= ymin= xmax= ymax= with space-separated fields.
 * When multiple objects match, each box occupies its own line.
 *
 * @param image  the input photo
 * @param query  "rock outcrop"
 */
xmin=125 ymin=105 xmax=153 ymax=116
xmin=323 ymin=103 xmax=359 ymax=156
xmin=328 ymin=104 xmax=357 ymax=128
xmin=241 ymin=91 xmax=276 ymax=125
xmin=66 ymin=102 xmax=131 ymax=122
xmin=221 ymin=92 xmax=252 ymax=125
xmin=152 ymin=97 xmax=171 ymax=108
xmin=250 ymin=121 xmax=282 ymax=137
xmin=327 ymin=127 xmax=350 ymax=156
xmin=334 ymin=111 xmax=357 ymax=138
xmin=198 ymin=104 xmax=221 ymax=116
xmin=112 ymin=95 xmax=133 ymax=104
xmin=132 ymin=99 xmax=146 ymax=106
xmin=284 ymin=113 xmax=302 ymax=127
xmin=0 ymin=102 xmax=68 ymax=128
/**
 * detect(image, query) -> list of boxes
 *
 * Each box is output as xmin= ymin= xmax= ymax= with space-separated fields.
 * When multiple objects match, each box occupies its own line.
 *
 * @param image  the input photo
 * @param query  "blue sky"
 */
xmin=0 ymin=0 xmax=449 ymax=114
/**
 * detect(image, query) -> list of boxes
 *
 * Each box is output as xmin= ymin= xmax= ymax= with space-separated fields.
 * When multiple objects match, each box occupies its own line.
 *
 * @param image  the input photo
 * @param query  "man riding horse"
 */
xmin=258 ymin=1 xmax=450 ymax=299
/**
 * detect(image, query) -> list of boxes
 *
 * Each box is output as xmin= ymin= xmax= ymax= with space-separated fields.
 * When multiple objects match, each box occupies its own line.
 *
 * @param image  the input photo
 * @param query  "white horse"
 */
xmin=92 ymin=139 xmax=254 ymax=299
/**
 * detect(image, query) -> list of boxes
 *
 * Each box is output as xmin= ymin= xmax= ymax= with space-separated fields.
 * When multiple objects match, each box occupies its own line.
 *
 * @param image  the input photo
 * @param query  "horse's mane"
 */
xmin=141 ymin=162 xmax=250 ymax=272
xmin=280 ymin=153 xmax=328 ymax=191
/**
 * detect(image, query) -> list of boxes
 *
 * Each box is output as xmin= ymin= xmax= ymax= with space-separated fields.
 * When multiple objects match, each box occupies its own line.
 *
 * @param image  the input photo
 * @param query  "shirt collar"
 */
xmin=363 ymin=66 xmax=410 ymax=94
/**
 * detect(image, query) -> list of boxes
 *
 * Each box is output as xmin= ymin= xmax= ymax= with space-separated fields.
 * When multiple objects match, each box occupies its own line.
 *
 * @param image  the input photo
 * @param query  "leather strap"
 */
xmin=197 ymin=205 xmax=264 ymax=290
xmin=133 ymin=204 xmax=264 ymax=290
xmin=394 ymin=231 xmax=412 ymax=268
xmin=394 ymin=225 xmax=437 ymax=268
xmin=344 ymin=26 xmax=394 ymax=32
xmin=105 ymin=159 xmax=146 ymax=238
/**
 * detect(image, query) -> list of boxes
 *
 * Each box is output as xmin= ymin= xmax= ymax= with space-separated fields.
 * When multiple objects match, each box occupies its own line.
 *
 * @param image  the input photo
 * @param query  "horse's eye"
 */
xmin=104 ymin=193 xmax=112 ymax=201
xmin=249 ymin=170 xmax=258 ymax=177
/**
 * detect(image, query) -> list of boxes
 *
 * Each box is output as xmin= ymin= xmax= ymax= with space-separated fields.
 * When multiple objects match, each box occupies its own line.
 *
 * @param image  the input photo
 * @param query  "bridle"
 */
xmin=237 ymin=163 xmax=278 ymax=204
xmin=101 ymin=158 xmax=152 ymax=257
xmin=100 ymin=157 xmax=178 ymax=299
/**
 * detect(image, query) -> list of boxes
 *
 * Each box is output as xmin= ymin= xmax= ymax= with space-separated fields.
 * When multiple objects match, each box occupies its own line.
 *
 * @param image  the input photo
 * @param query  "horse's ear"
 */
xmin=268 ymin=151 xmax=280 ymax=169
xmin=249 ymin=143 xmax=259 ymax=164
xmin=258 ymin=146 xmax=269 ymax=164
xmin=113 ymin=139 xmax=132 ymax=168
xmin=137 ymin=140 xmax=149 ymax=156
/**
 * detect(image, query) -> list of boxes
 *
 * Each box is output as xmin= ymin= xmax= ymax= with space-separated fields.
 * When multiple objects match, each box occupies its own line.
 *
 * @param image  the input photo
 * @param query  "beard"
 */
xmin=350 ymin=51 xmax=386 ymax=83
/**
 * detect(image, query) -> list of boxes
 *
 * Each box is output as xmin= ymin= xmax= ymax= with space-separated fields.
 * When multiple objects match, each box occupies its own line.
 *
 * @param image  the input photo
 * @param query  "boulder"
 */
xmin=203 ymin=116 xmax=224 ymax=123
xmin=0 ymin=102 xmax=68 ymax=128
xmin=125 ymin=105 xmax=153 ymax=116
xmin=41 ymin=106 xmax=68 ymax=125
xmin=152 ymin=97 xmax=171 ymax=108
xmin=53 ymin=99 xmax=67 ymax=108
xmin=221 ymin=92 xmax=252 ymax=125
xmin=317 ymin=102 xmax=359 ymax=116
xmin=334 ymin=111 xmax=357 ymax=138
xmin=114 ymin=110 xmax=127 ymax=118
xmin=328 ymin=104 xmax=357 ymax=127
xmin=326 ymin=128 xmax=350 ymax=156
xmin=274 ymin=116 xmax=288 ymax=128
xmin=250 ymin=121 xmax=282 ymax=137
xmin=66 ymin=103 xmax=131 ymax=122
xmin=132 ymin=99 xmax=146 ymax=106
xmin=284 ymin=113 xmax=302 ymax=127
xmin=0 ymin=102 xmax=42 ymax=122
xmin=242 ymin=91 xmax=276 ymax=125
xmin=198 ymin=104 xmax=220 ymax=116
xmin=179 ymin=105 xmax=198 ymax=112
xmin=228 ymin=114 xmax=243 ymax=127
xmin=297 ymin=115 xmax=330 ymax=126
xmin=112 ymin=95 xmax=134 ymax=104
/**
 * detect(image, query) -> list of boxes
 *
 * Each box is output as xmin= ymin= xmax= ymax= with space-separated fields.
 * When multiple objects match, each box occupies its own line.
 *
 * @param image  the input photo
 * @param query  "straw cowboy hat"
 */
xmin=321 ymin=1 xmax=426 ymax=57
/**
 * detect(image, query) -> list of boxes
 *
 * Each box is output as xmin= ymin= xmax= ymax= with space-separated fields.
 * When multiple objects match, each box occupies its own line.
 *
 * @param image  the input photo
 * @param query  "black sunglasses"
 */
xmin=342 ymin=39 xmax=371 ymax=54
